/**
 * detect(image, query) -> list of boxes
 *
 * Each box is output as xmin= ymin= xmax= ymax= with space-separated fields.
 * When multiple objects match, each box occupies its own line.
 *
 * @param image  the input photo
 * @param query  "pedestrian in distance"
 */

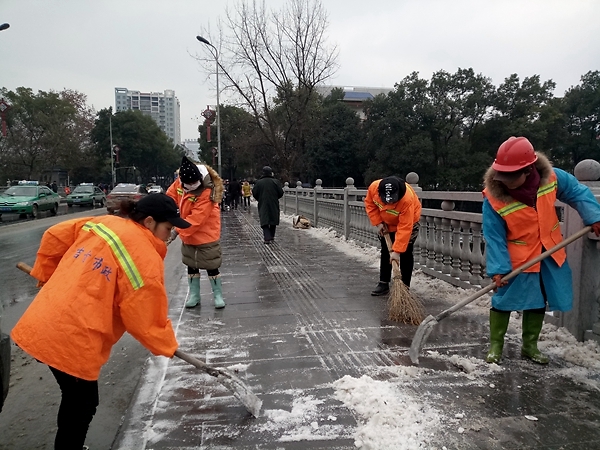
xmin=483 ymin=136 xmax=600 ymax=364
xmin=364 ymin=176 xmax=422 ymax=296
xmin=252 ymin=166 xmax=283 ymax=244
xmin=166 ymin=156 xmax=226 ymax=309
xmin=242 ymin=179 xmax=252 ymax=210
xmin=221 ymin=179 xmax=230 ymax=211
xmin=229 ymin=178 xmax=242 ymax=210
xmin=10 ymin=193 xmax=190 ymax=450
xmin=51 ymin=181 xmax=58 ymax=193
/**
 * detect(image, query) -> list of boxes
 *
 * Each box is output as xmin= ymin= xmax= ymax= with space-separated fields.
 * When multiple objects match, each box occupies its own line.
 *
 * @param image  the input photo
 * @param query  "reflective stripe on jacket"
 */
xmin=11 ymin=215 xmax=178 ymax=381
xmin=167 ymin=181 xmax=221 ymax=246
xmin=483 ymin=171 xmax=565 ymax=272
xmin=364 ymin=180 xmax=422 ymax=253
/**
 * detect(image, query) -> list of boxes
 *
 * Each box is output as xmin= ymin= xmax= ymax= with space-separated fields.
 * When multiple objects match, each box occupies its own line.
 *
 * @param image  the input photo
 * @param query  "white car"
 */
xmin=147 ymin=186 xmax=164 ymax=194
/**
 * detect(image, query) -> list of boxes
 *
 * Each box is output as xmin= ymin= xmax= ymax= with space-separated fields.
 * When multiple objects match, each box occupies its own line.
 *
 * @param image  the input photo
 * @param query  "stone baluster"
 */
xmin=450 ymin=219 xmax=462 ymax=278
xmin=441 ymin=201 xmax=454 ymax=275
xmin=426 ymin=216 xmax=436 ymax=269
xmin=418 ymin=216 xmax=428 ymax=265
xmin=470 ymin=222 xmax=485 ymax=286
xmin=433 ymin=217 xmax=443 ymax=271
xmin=459 ymin=221 xmax=472 ymax=282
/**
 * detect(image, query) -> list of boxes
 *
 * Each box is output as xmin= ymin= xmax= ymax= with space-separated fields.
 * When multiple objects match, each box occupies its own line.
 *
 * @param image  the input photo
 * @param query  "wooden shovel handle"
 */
xmin=16 ymin=261 xmax=33 ymax=275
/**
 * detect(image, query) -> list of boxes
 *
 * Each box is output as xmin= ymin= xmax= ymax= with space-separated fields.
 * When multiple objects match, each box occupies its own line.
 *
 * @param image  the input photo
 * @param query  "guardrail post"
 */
xmin=283 ymin=182 xmax=289 ymax=213
xmin=295 ymin=181 xmax=302 ymax=214
xmin=314 ymin=179 xmax=322 ymax=227
xmin=343 ymin=177 xmax=354 ymax=239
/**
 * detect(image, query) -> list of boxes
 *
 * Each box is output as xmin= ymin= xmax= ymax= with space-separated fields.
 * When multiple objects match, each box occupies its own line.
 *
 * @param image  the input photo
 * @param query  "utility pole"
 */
xmin=109 ymin=109 xmax=116 ymax=187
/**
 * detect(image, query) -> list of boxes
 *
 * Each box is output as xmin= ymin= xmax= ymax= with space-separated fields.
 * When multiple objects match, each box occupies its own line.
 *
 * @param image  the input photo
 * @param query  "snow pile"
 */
xmin=539 ymin=323 xmax=600 ymax=369
xmin=333 ymin=375 xmax=440 ymax=449
xmin=259 ymin=393 xmax=348 ymax=442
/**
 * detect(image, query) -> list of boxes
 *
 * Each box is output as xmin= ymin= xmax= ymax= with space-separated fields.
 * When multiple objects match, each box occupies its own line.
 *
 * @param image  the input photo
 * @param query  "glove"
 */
xmin=376 ymin=223 xmax=386 ymax=236
xmin=389 ymin=252 xmax=400 ymax=265
xmin=591 ymin=222 xmax=600 ymax=237
xmin=492 ymin=274 xmax=508 ymax=289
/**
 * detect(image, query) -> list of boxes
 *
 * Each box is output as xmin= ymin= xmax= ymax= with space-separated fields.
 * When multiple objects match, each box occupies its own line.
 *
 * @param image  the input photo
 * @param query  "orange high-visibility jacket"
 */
xmin=167 ymin=181 xmax=221 ymax=246
xmin=364 ymin=180 xmax=422 ymax=253
xmin=483 ymin=171 xmax=565 ymax=272
xmin=11 ymin=215 xmax=178 ymax=381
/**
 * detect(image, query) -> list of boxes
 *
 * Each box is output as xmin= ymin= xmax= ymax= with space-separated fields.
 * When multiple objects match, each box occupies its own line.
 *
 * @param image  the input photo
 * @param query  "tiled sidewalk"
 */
xmin=114 ymin=208 xmax=600 ymax=450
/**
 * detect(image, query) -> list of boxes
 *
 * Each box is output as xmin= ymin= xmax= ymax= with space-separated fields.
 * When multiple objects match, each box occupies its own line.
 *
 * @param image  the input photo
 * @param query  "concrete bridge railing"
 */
xmin=281 ymin=164 xmax=600 ymax=344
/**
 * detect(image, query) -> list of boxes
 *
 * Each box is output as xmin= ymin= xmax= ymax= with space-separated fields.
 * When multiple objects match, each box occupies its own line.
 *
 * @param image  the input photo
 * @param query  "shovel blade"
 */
xmin=408 ymin=315 xmax=438 ymax=364
xmin=218 ymin=372 xmax=263 ymax=418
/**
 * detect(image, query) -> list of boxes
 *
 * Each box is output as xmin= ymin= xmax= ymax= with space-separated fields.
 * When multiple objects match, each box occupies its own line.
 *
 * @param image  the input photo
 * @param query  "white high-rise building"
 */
xmin=114 ymin=87 xmax=181 ymax=145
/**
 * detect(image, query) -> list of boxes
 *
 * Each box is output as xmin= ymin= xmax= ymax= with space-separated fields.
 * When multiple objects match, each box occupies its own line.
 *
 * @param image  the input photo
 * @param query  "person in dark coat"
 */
xmin=229 ymin=178 xmax=242 ymax=210
xmin=252 ymin=166 xmax=284 ymax=244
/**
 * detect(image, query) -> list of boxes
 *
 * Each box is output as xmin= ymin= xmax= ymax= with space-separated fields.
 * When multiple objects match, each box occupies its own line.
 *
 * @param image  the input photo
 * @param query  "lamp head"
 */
xmin=196 ymin=35 xmax=211 ymax=45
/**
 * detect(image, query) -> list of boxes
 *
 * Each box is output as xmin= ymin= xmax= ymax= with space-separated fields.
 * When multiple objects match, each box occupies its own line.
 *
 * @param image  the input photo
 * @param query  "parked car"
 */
xmin=66 ymin=183 xmax=106 ymax=207
xmin=106 ymin=183 xmax=148 ymax=214
xmin=0 ymin=182 xmax=60 ymax=219
xmin=147 ymin=185 xmax=164 ymax=194
xmin=0 ymin=303 xmax=10 ymax=413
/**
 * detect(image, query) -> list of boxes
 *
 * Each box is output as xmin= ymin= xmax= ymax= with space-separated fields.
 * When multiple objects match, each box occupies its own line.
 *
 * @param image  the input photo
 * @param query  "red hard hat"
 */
xmin=492 ymin=137 xmax=538 ymax=172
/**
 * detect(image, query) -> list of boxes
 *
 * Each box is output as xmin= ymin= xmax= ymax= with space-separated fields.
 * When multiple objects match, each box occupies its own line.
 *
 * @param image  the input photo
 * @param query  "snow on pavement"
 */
xmin=290 ymin=215 xmax=600 ymax=448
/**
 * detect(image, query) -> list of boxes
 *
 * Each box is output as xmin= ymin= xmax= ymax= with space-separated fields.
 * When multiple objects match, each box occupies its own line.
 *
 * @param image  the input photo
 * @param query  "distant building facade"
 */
xmin=316 ymin=85 xmax=393 ymax=120
xmin=182 ymin=139 xmax=201 ymax=161
xmin=114 ymin=87 xmax=181 ymax=144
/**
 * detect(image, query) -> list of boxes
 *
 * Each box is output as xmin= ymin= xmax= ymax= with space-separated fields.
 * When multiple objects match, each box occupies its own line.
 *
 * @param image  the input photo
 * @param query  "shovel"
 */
xmin=408 ymin=226 xmax=592 ymax=364
xmin=16 ymin=261 xmax=262 ymax=417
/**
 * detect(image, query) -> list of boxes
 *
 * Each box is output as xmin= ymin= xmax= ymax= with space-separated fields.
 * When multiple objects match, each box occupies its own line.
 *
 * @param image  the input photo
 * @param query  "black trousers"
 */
xmin=187 ymin=266 xmax=220 ymax=277
xmin=379 ymin=231 xmax=415 ymax=287
xmin=242 ymin=196 xmax=251 ymax=208
xmin=49 ymin=366 xmax=99 ymax=450
xmin=262 ymin=225 xmax=276 ymax=241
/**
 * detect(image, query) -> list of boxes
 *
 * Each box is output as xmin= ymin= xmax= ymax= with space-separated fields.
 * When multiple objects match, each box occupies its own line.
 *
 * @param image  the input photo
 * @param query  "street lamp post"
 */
xmin=196 ymin=35 xmax=221 ymax=178
xmin=109 ymin=109 xmax=116 ymax=187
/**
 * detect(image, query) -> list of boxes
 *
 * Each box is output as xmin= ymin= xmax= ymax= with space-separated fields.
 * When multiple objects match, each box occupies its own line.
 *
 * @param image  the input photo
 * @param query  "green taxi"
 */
xmin=0 ymin=183 xmax=60 ymax=218
xmin=66 ymin=183 xmax=106 ymax=207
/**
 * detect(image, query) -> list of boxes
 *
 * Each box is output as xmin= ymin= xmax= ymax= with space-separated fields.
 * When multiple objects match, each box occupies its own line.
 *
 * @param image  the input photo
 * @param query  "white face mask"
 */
xmin=183 ymin=181 xmax=201 ymax=192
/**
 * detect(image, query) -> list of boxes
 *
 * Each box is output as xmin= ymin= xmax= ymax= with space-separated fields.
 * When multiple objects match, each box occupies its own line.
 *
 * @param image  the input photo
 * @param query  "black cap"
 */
xmin=262 ymin=166 xmax=273 ymax=176
xmin=136 ymin=193 xmax=191 ymax=228
xmin=378 ymin=176 xmax=406 ymax=204
xmin=179 ymin=156 xmax=201 ymax=184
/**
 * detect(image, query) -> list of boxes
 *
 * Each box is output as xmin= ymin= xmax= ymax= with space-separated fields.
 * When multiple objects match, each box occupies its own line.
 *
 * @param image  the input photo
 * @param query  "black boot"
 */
xmin=371 ymin=282 xmax=389 ymax=296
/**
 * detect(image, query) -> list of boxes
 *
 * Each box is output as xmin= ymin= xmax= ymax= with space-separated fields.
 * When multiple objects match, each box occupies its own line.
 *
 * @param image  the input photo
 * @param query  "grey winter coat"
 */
xmin=252 ymin=175 xmax=284 ymax=226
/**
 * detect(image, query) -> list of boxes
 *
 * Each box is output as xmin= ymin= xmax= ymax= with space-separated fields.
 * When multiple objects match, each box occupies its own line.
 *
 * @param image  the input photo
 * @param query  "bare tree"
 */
xmin=196 ymin=0 xmax=338 ymax=181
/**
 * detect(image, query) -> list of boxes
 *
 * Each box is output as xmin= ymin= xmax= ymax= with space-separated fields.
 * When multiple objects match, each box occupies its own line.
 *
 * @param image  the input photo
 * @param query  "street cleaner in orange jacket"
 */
xmin=11 ymin=193 xmax=190 ymax=450
xmin=364 ymin=176 xmax=422 ymax=296
xmin=167 ymin=156 xmax=225 ymax=309
xmin=483 ymin=137 xmax=600 ymax=364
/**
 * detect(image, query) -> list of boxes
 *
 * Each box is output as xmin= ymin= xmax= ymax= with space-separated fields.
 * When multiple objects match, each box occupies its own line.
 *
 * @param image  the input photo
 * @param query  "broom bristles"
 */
xmin=388 ymin=271 xmax=425 ymax=325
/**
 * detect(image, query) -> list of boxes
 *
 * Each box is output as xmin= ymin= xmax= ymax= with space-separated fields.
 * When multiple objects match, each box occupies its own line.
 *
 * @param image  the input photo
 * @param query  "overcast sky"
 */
xmin=1 ymin=0 xmax=599 ymax=141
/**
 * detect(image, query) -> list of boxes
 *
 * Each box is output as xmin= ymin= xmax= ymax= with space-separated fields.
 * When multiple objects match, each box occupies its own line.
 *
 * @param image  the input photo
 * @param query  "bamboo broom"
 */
xmin=382 ymin=228 xmax=425 ymax=325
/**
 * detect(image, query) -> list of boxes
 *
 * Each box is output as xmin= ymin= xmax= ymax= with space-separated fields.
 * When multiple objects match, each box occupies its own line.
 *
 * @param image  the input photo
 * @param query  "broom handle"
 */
xmin=434 ymin=225 xmax=593 ymax=321
xmin=382 ymin=228 xmax=402 ymax=275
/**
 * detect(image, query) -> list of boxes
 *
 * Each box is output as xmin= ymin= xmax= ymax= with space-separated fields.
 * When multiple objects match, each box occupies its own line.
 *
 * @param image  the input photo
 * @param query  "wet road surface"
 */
xmin=112 ymin=208 xmax=600 ymax=449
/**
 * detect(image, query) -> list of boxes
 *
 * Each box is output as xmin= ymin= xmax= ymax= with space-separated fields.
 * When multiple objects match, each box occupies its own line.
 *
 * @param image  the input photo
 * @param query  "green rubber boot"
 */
xmin=209 ymin=276 xmax=226 ymax=309
xmin=185 ymin=275 xmax=201 ymax=308
xmin=521 ymin=311 xmax=549 ymax=364
xmin=485 ymin=310 xmax=511 ymax=364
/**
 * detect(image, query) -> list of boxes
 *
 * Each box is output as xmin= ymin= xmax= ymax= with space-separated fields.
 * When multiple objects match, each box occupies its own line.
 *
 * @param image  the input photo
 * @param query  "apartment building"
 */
xmin=114 ymin=87 xmax=181 ymax=145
